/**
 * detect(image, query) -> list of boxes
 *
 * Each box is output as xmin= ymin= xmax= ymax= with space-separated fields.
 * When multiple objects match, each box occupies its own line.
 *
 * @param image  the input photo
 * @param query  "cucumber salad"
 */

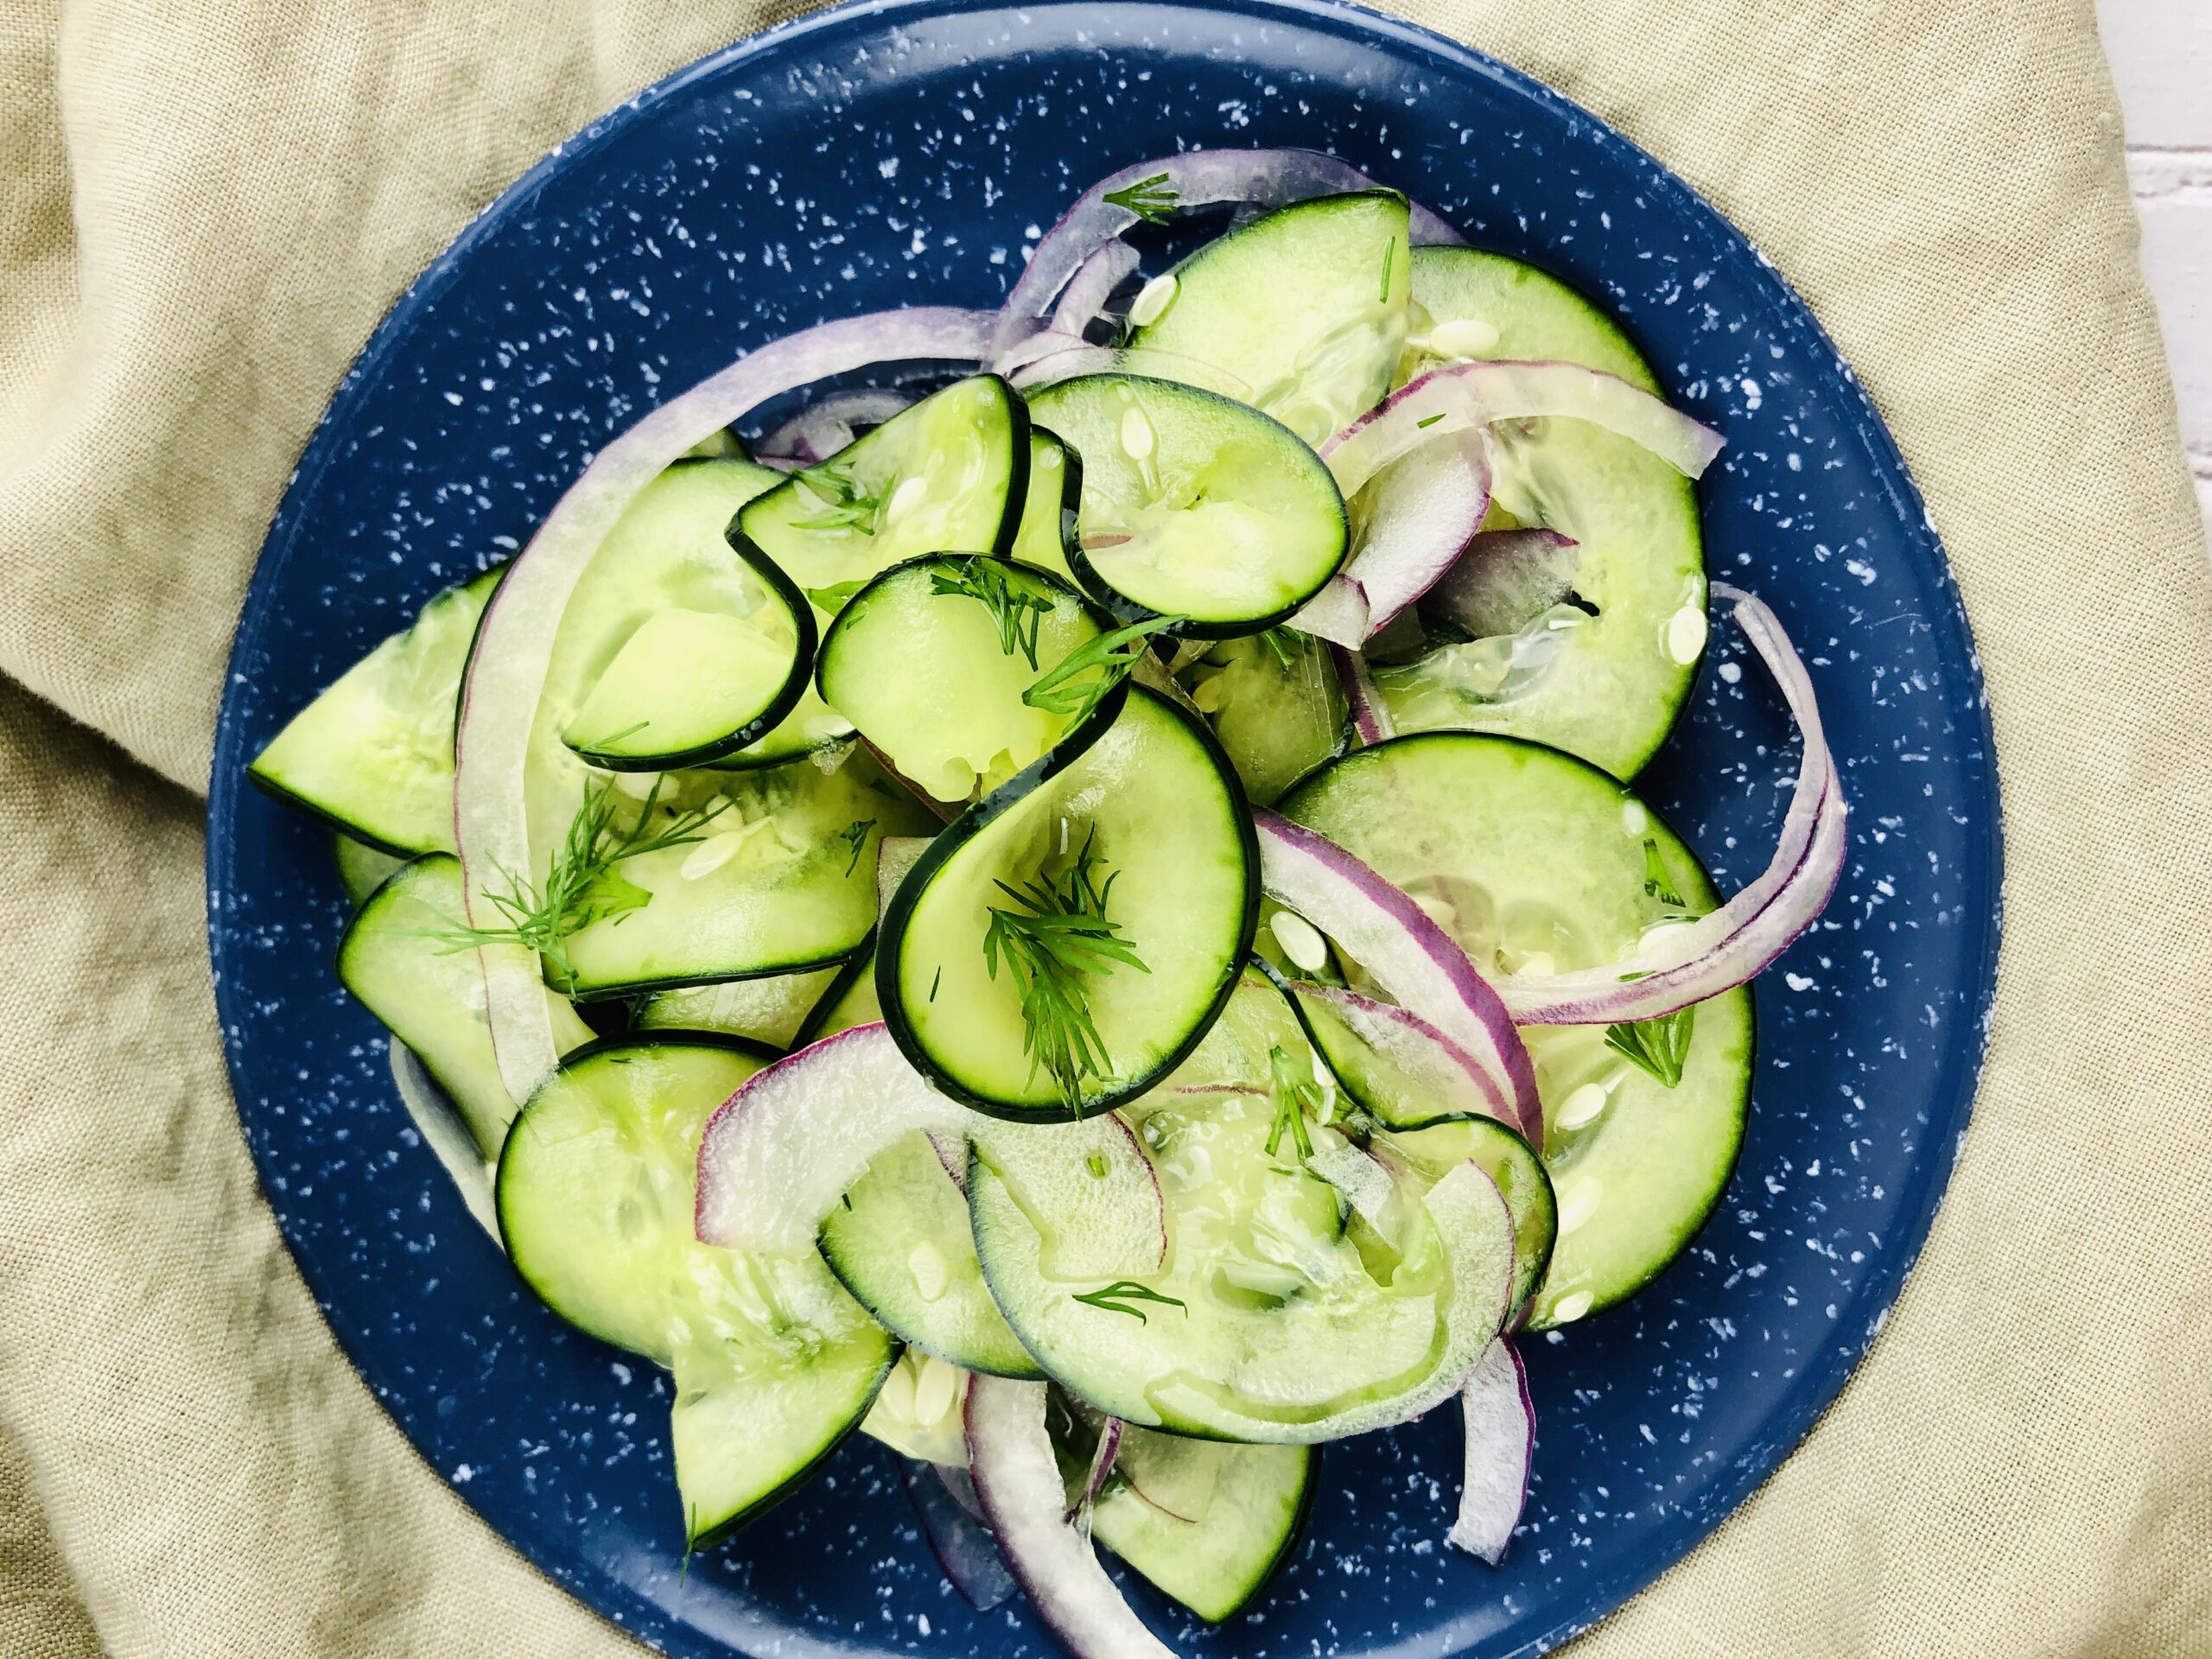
xmin=251 ymin=149 xmax=1846 ymax=1652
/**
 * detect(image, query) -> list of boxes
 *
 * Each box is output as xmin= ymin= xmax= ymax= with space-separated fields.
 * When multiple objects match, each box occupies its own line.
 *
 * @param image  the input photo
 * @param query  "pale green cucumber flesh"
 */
xmin=495 ymin=1036 xmax=893 ymax=1542
xmin=1129 ymin=191 xmax=1413 ymax=447
xmin=815 ymin=556 xmax=1103 ymax=803
xmin=561 ymin=525 xmax=814 ymax=770
xmin=632 ymin=962 xmax=846 ymax=1050
xmin=1372 ymin=248 xmax=1706 ymax=780
xmin=1054 ymin=1401 xmax=1313 ymax=1622
xmin=336 ymin=854 xmax=594 ymax=1155
xmin=1008 ymin=429 xmax=1080 ymax=581
xmin=817 ymin=1132 xmax=1042 ymax=1377
xmin=1026 ymin=374 xmax=1348 ymax=633
xmin=251 ymin=564 xmax=501 ymax=855
xmin=880 ymin=684 xmax=1256 ymax=1119
xmin=557 ymin=749 xmax=936 ymax=1001
xmin=1179 ymin=631 xmax=1347 ymax=805
xmin=1278 ymin=733 xmax=1752 ymax=1325
xmin=971 ymin=1084 xmax=1510 ymax=1442
xmin=334 ymin=834 xmax=406 ymax=908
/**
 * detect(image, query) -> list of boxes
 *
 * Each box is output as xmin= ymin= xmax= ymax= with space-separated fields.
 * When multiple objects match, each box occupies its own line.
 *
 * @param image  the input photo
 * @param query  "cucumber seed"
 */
xmin=1128 ymin=272 xmax=1179 ymax=327
xmin=1556 ymin=1082 xmax=1609 ymax=1131
xmin=1427 ymin=317 xmax=1501 ymax=357
xmin=1665 ymin=604 xmax=1709 ymax=664
xmin=1268 ymin=911 xmax=1330 ymax=973
xmin=1119 ymin=404 xmax=1156 ymax=463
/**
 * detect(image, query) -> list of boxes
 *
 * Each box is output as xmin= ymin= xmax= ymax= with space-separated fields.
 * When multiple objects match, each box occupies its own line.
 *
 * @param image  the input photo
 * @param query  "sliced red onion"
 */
xmin=1285 ymin=982 xmax=1521 ymax=1132
xmin=1064 ymin=1416 xmax=1124 ymax=1523
xmin=900 ymin=1456 xmax=1019 ymax=1611
xmin=1050 ymin=242 xmax=1141 ymax=340
xmin=1332 ymin=645 xmax=1394 ymax=746
xmin=1447 ymin=1339 xmax=1533 ymax=1567
xmin=388 ymin=1044 xmax=499 ymax=1243
xmin=694 ymin=1023 xmax=1163 ymax=1278
xmin=1494 ymin=584 xmax=1846 ymax=1025
xmin=756 ymin=386 xmax=919 ymax=464
xmin=1423 ymin=529 xmax=1580 ymax=639
xmin=1254 ymin=810 xmax=1541 ymax=1140
xmin=964 ymin=1376 xmax=1176 ymax=1659
xmin=995 ymin=149 xmax=1464 ymax=362
xmin=1322 ymin=359 xmax=1725 ymax=501
xmin=454 ymin=308 xmax=994 ymax=1103
xmin=1292 ymin=429 xmax=1491 ymax=645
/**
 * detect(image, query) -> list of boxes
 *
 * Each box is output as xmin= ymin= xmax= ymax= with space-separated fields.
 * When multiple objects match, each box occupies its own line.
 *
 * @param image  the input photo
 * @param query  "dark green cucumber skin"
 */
xmin=1037 ymin=376 xmax=1350 ymax=641
xmin=564 ymin=529 xmax=819 ymax=772
xmin=735 ymin=374 xmax=1033 ymax=566
xmin=248 ymin=770 xmax=416 ymax=858
xmin=874 ymin=683 xmax=1260 ymax=1122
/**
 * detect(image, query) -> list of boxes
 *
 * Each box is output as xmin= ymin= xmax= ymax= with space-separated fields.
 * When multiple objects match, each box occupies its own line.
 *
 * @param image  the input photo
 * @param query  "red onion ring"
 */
xmin=1448 ymin=1339 xmax=1533 ymax=1566
xmin=755 ymin=385 xmax=919 ymax=464
xmin=1293 ymin=429 xmax=1492 ymax=645
xmin=1332 ymin=644 xmax=1393 ymax=746
xmin=1494 ymin=584 xmax=1846 ymax=1025
xmin=1254 ymin=810 xmax=1541 ymax=1138
xmin=1323 ymin=359 xmax=1725 ymax=500
xmin=964 ymin=1376 xmax=1175 ymax=1659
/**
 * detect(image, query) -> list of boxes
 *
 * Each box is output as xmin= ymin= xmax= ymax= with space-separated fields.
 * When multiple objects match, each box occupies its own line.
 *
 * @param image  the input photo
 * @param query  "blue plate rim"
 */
xmin=205 ymin=1 xmax=2006 ymax=1654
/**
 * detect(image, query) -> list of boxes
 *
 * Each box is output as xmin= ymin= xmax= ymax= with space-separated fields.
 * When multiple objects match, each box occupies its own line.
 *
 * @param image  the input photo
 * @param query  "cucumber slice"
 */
xmin=1026 ymin=375 xmax=1348 ymax=635
xmin=1128 ymin=191 xmax=1412 ymax=446
xmin=1372 ymin=1116 xmax=1556 ymax=1315
xmin=496 ymin=1036 xmax=894 ymax=1541
xmin=971 ymin=1085 xmax=1516 ymax=1441
xmin=1165 ymin=963 xmax=1310 ymax=1091
xmin=1054 ymin=1402 xmax=1313 ymax=1622
xmin=633 ymin=962 xmax=846 ymax=1049
xmin=337 ymin=854 xmax=594 ymax=1154
xmin=815 ymin=556 xmax=1107 ymax=803
xmin=251 ymin=563 xmax=501 ymax=855
xmin=880 ymin=684 xmax=1257 ymax=1119
xmin=560 ymin=750 xmax=937 ymax=1001
xmin=818 ymin=1133 xmax=1044 ymax=1378
xmin=1008 ymin=429 xmax=1079 ymax=581
xmin=561 ymin=533 xmax=814 ymax=771
xmin=334 ymin=834 xmax=404 ymax=908
xmin=1370 ymin=249 xmax=1706 ymax=779
xmin=737 ymin=375 xmax=1028 ymax=604
xmin=1179 ymin=631 xmax=1347 ymax=805
xmin=1276 ymin=734 xmax=1753 ymax=1325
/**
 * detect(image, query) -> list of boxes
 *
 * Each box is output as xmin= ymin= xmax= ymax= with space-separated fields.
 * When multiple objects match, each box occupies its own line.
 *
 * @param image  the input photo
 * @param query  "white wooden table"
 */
xmin=2097 ymin=0 xmax=2212 ymax=534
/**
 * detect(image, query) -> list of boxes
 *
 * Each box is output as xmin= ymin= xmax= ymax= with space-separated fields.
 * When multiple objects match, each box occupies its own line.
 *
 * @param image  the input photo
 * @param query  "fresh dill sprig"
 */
xmin=425 ymin=775 xmax=728 ymax=990
xmin=1640 ymin=837 xmax=1688 ymax=909
xmin=1255 ymin=626 xmax=1300 ymax=671
xmin=1378 ymin=238 xmax=1395 ymax=303
xmin=1102 ymin=171 xmax=1178 ymax=226
xmin=1265 ymin=1043 xmax=1326 ymax=1161
xmin=1605 ymin=1005 xmax=1695 ymax=1089
xmin=931 ymin=559 xmax=1054 ymax=669
xmin=837 ymin=817 xmax=876 ymax=877
xmin=1071 ymin=1281 xmax=1187 ymax=1323
xmin=803 ymin=578 xmax=868 ymax=613
xmin=788 ymin=459 xmax=881 ymax=532
xmin=1023 ymin=614 xmax=1185 ymax=726
xmin=982 ymin=825 xmax=1149 ymax=1106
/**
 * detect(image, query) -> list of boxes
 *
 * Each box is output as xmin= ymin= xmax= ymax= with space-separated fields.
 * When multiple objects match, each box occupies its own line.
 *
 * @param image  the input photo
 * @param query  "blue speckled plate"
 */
xmin=206 ymin=2 xmax=2001 ymax=1654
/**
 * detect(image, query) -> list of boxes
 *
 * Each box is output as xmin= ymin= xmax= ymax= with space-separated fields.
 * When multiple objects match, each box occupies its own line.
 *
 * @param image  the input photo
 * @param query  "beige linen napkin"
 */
xmin=2 ymin=0 xmax=2207 ymax=1654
